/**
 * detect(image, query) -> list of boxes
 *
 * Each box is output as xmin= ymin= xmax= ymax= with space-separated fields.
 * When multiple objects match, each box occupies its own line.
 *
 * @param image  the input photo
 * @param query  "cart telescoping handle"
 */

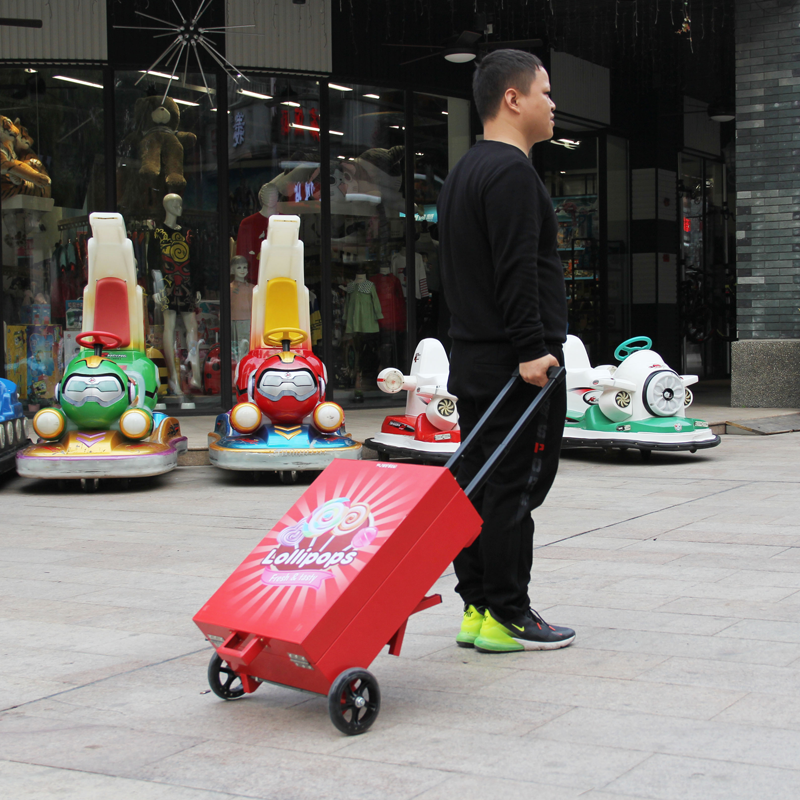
xmin=445 ymin=365 xmax=565 ymax=500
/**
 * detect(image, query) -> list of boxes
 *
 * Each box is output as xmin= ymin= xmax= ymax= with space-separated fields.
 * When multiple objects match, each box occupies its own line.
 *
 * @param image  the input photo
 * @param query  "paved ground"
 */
xmin=2 ymin=431 xmax=800 ymax=799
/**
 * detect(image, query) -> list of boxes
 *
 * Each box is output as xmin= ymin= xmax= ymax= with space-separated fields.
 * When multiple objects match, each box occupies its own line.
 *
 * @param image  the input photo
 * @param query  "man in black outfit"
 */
xmin=438 ymin=50 xmax=575 ymax=653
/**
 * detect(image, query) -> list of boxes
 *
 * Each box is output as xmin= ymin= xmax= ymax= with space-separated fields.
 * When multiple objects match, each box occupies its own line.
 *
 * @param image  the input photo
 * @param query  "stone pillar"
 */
xmin=733 ymin=0 xmax=800 ymax=406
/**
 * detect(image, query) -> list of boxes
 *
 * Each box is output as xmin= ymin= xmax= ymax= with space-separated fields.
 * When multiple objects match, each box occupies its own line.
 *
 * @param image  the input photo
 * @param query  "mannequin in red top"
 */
xmin=236 ymin=183 xmax=279 ymax=283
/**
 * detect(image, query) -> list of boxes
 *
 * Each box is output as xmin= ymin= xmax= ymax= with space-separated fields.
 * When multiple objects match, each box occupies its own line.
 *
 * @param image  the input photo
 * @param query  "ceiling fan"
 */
xmin=386 ymin=30 xmax=543 ymax=66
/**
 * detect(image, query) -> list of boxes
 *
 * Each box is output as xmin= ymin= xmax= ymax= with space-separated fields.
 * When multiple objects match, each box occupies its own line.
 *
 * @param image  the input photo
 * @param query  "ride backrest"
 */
xmin=82 ymin=213 xmax=145 ymax=351
xmin=250 ymin=215 xmax=311 ymax=351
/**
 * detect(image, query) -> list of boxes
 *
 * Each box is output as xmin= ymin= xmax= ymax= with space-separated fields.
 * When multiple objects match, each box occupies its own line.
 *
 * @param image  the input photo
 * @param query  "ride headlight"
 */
xmin=62 ymin=375 xmax=126 ymax=407
xmin=257 ymin=369 xmax=317 ymax=402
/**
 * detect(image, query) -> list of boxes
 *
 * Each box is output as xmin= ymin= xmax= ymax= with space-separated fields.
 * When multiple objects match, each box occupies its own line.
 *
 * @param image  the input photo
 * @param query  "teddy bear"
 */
xmin=13 ymin=118 xmax=51 ymax=198
xmin=133 ymin=96 xmax=196 ymax=192
xmin=0 ymin=115 xmax=52 ymax=200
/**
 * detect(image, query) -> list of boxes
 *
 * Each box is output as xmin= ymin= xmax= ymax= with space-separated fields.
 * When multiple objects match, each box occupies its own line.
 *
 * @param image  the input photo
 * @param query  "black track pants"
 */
xmin=448 ymin=340 xmax=566 ymax=620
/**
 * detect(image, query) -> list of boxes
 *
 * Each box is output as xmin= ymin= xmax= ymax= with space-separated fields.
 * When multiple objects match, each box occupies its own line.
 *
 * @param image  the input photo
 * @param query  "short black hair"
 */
xmin=472 ymin=49 xmax=544 ymax=124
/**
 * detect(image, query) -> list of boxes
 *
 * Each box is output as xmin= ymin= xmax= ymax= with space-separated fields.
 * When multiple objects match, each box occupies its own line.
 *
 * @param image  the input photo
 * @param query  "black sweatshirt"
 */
xmin=438 ymin=140 xmax=567 ymax=363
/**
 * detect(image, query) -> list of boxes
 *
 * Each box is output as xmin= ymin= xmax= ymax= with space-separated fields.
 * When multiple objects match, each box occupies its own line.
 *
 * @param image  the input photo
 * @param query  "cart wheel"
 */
xmin=639 ymin=449 xmax=652 ymax=462
xmin=207 ymin=653 xmax=246 ymax=700
xmin=327 ymin=668 xmax=380 ymax=735
xmin=80 ymin=478 xmax=99 ymax=493
xmin=280 ymin=470 xmax=298 ymax=485
xmin=378 ymin=451 xmax=390 ymax=462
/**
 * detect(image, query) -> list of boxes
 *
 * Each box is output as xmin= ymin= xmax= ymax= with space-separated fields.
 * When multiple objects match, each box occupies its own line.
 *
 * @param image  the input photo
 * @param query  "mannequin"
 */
xmin=230 ymin=254 xmax=253 ymax=363
xmin=150 ymin=193 xmax=202 ymax=398
xmin=342 ymin=271 xmax=383 ymax=402
xmin=391 ymin=247 xmax=428 ymax=300
xmin=236 ymin=183 xmax=279 ymax=283
xmin=372 ymin=262 xmax=406 ymax=369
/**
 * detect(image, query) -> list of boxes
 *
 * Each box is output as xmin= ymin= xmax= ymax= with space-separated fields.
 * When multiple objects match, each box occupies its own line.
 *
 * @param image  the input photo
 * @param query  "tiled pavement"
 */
xmin=2 ymin=431 xmax=800 ymax=799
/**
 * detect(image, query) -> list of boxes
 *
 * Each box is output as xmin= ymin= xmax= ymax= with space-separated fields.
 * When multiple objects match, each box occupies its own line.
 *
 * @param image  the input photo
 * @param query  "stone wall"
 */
xmin=734 ymin=0 xmax=800 ymax=405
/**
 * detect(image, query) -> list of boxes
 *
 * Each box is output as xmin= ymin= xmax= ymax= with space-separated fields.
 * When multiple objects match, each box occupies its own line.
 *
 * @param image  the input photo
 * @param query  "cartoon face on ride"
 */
xmin=256 ymin=361 xmax=319 ymax=423
xmin=245 ymin=352 xmax=323 ymax=425
xmin=59 ymin=356 xmax=134 ymax=428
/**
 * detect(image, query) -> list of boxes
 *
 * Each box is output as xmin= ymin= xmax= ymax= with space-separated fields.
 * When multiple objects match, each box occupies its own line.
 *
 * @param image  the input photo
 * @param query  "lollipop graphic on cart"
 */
xmin=261 ymin=497 xmax=379 ymax=589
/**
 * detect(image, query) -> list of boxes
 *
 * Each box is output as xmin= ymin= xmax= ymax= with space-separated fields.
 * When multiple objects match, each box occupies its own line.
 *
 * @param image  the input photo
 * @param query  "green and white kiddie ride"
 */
xmin=16 ymin=213 xmax=187 ymax=486
xmin=562 ymin=335 xmax=720 ymax=459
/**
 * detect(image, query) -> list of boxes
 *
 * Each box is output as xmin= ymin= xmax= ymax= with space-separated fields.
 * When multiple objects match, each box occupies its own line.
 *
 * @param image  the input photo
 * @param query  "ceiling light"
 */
xmin=290 ymin=123 xmax=344 ymax=136
xmin=173 ymin=98 xmax=200 ymax=107
xmin=24 ymin=68 xmax=38 ymax=74
xmin=441 ymin=111 xmax=448 ymax=116
xmin=551 ymin=138 xmax=581 ymax=150
xmin=363 ymin=93 xmax=380 ymax=99
xmin=708 ymin=101 xmax=735 ymax=123
xmin=238 ymin=88 xmax=272 ymax=100
xmin=328 ymin=83 xmax=353 ymax=92
xmin=337 ymin=155 xmax=345 ymax=159
xmin=443 ymin=49 xmax=476 ymax=64
xmin=139 ymin=70 xmax=180 ymax=80
xmin=281 ymin=101 xmax=301 ymax=107
xmin=53 ymin=75 xmax=103 ymax=89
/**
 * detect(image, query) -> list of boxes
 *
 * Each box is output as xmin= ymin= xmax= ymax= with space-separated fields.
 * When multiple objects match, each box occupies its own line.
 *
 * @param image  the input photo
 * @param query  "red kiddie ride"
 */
xmin=194 ymin=366 xmax=565 ymax=734
xmin=208 ymin=216 xmax=361 ymax=479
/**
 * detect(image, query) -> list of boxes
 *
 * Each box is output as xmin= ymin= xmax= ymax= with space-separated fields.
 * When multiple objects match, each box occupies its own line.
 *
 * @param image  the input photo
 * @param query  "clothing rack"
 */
xmin=57 ymin=215 xmax=89 ymax=232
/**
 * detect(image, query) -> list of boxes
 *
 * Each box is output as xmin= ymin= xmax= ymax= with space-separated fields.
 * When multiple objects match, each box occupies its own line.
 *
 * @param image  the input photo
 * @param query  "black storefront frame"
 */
xmin=0 ymin=62 xmax=472 ymax=413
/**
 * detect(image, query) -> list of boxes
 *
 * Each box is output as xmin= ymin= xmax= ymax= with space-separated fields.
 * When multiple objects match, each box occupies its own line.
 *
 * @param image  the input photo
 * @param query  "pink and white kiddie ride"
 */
xmin=366 ymin=338 xmax=460 ymax=463
xmin=563 ymin=334 xmax=720 ymax=458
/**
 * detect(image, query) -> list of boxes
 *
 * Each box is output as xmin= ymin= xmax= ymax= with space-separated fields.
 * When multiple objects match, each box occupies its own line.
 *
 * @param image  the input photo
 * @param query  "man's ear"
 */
xmin=503 ymin=87 xmax=520 ymax=115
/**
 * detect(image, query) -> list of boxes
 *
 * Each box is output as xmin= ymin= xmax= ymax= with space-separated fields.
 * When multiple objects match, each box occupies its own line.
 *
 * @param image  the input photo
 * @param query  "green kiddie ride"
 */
xmin=16 ymin=213 xmax=187 ymax=486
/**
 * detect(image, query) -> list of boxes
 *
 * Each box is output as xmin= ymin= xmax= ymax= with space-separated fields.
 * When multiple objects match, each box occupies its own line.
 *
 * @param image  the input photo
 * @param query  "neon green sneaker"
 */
xmin=474 ymin=608 xmax=575 ymax=653
xmin=456 ymin=604 xmax=486 ymax=648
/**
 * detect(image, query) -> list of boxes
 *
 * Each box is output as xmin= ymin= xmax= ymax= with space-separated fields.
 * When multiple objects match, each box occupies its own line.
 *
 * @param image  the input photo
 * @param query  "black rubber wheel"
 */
xmin=207 ymin=653 xmax=246 ymax=700
xmin=378 ymin=451 xmax=391 ymax=462
xmin=80 ymin=478 xmax=99 ymax=493
xmin=280 ymin=470 xmax=298 ymax=485
xmin=327 ymin=668 xmax=380 ymax=735
xmin=639 ymin=449 xmax=652 ymax=462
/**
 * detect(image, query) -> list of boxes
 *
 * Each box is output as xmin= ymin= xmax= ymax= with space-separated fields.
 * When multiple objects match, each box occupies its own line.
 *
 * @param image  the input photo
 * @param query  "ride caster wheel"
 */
xmin=80 ymin=478 xmax=99 ymax=493
xmin=327 ymin=668 xmax=380 ymax=735
xmin=280 ymin=470 xmax=298 ymax=485
xmin=639 ymin=449 xmax=652 ymax=462
xmin=377 ymin=451 xmax=390 ymax=462
xmin=207 ymin=653 xmax=246 ymax=700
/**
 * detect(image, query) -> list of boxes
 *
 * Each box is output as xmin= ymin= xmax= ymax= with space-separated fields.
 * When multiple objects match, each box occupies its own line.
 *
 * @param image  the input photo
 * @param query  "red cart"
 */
xmin=193 ymin=367 xmax=564 ymax=734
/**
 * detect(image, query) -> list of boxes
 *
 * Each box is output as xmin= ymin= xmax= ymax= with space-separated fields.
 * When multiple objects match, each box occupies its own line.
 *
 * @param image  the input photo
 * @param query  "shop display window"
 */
xmin=1 ymin=67 xmax=105 ymax=415
xmin=325 ymin=83 xmax=408 ymax=404
xmin=227 ymin=75 xmax=322 ymax=400
xmin=546 ymin=136 xmax=601 ymax=357
xmin=411 ymin=92 xmax=469 ymax=351
xmin=115 ymin=70 xmax=220 ymax=411
xmin=679 ymin=155 xmax=733 ymax=377
xmin=543 ymin=132 xmax=630 ymax=363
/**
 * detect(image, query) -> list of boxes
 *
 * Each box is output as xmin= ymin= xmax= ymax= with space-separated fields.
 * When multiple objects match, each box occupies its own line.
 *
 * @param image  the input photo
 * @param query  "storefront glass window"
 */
xmin=326 ymin=84 xmax=408 ymax=404
xmin=606 ymin=135 xmax=630 ymax=352
xmin=411 ymin=93 xmax=470 ymax=351
xmin=115 ymin=70 xmax=219 ymax=411
xmin=228 ymin=75 xmax=322 ymax=401
xmin=679 ymin=154 xmax=733 ymax=377
xmin=1 ymin=67 xmax=104 ymax=415
xmin=544 ymin=134 xmax=601 ymax=358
